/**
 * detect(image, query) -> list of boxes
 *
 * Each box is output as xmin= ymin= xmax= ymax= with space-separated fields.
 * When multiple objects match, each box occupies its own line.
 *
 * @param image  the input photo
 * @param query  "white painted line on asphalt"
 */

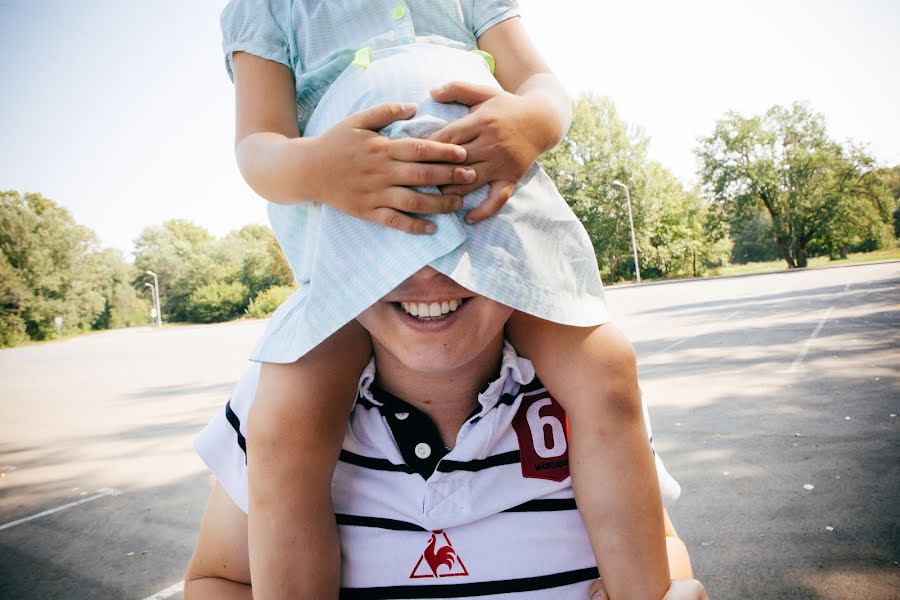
xmin=140 ymin=581 xmax=184 ymax=600
xmin=0 ymin=488 xmax=121 ymax=532
xmin=785 ymin=306 xmax=834 ymax=373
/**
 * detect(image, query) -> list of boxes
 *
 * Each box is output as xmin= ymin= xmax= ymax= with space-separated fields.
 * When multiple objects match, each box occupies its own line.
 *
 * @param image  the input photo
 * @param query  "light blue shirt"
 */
xmin=221 ymin=0 xmax=521 ymax=133
xmin=221 ymin=1 xmax=609 ymax=363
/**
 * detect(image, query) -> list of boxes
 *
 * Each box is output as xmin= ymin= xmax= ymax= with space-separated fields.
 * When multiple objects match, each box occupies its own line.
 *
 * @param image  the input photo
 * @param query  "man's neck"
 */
xmin=371 ymin=334 xmax=505 ymax=448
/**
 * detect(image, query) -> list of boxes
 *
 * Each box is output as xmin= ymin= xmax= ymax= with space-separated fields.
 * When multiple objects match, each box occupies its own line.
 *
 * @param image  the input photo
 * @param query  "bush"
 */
xmin=186 ymin=281 xmax=249 ymax=323
xmin=244 ymin=285 xmax=296 ymax=319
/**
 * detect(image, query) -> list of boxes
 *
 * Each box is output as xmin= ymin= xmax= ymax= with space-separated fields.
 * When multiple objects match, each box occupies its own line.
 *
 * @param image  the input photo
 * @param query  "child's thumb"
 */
xmin=347 ymin=102 xmax=417 ymax=131
xmin=589 ymin=578 xmax=608 ymax=600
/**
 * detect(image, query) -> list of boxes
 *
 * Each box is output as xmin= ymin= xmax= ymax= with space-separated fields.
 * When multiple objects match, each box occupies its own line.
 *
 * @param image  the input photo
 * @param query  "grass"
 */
xmin=711 ymin=246 xmax=900 ymax=277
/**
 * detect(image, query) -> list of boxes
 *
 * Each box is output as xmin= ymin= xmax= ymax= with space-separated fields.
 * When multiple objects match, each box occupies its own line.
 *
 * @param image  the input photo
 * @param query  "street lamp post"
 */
xmin=145 ymin=270 xmax=162 ymax=327
xmin=144 ymin=283 xmax=159 ymax=327
xmin=610 ymin=180 xmax=641 ymax=283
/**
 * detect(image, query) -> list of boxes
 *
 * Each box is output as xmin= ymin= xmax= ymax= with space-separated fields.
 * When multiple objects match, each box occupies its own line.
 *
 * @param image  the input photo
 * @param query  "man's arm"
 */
xmin=184 ymin=483 xmax=252 ymax=599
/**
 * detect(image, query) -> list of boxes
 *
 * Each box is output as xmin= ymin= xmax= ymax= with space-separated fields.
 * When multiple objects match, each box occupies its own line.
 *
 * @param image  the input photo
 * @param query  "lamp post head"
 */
xmin=144 ymin=282 xmax=153 ymax=288
xmin=146 ymin=270 xmax=156 ymax=276
xmin=611 ymin=180 xmax=626 ymax=188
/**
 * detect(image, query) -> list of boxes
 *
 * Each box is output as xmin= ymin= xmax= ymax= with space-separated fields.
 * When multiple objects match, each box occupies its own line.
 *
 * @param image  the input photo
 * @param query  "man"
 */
xmin=185 ymin=267 xmax=706 ymax=599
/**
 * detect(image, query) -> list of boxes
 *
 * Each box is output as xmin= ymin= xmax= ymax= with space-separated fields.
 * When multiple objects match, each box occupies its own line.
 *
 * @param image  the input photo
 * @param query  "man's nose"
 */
xmin=411 ymin=266 xmax=441 ymax=282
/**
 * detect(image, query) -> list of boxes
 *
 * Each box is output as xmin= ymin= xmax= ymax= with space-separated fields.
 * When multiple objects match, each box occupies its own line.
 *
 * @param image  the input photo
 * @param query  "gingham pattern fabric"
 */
xmin=195 ymin=342 xmax=680 ymax=596
xmin=221 ymin=1 xmax=609 ymax=363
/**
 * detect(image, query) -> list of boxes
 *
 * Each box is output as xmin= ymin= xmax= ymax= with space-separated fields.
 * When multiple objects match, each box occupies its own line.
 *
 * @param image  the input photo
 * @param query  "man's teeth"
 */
xmin=400 ymin=298 xmax=464 ymax=319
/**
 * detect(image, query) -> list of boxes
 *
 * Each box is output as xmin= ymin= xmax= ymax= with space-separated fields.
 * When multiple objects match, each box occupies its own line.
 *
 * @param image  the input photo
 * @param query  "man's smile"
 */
xmin=399 ymin=298 xmax=466 ymax=320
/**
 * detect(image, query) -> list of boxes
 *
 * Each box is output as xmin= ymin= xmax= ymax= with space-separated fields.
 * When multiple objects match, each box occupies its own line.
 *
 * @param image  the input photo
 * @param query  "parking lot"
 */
xmin=1 ymin=262 xmax=897 ymax=599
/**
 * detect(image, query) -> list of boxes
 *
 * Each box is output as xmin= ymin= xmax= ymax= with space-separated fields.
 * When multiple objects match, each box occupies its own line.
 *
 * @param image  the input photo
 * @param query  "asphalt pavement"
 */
xmin=1 ymin=261 xmax=897 ymax=599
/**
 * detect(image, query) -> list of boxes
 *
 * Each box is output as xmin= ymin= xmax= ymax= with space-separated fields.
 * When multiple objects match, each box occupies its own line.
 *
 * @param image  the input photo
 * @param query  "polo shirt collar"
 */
xmin=356 ymin=340 xmax=535 ymax=413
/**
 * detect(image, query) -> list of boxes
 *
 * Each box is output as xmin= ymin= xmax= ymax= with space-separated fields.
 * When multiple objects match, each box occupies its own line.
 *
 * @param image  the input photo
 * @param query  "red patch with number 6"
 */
xmin=512 ymin=392 xmax=570 ymax=481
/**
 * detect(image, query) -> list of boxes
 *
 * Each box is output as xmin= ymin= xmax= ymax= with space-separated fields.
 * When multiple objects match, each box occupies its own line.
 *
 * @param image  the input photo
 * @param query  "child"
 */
xmin=220 ymin=1 xmax=671 ymax=598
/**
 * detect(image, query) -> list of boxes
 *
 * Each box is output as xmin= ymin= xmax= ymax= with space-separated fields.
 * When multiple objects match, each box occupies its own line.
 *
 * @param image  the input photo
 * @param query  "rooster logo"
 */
xmin=409 ymin=531 xmax=469 ymax=578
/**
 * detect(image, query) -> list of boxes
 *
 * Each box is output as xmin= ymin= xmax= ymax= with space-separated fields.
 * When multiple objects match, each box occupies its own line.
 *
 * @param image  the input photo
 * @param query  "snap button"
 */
xmin=392 ymin=5 xmax=406 ymax=20
xmin=414 ymin=443 xmax=432 ymax=459
xmin=395 ymin=412 xmax=409 ymax=421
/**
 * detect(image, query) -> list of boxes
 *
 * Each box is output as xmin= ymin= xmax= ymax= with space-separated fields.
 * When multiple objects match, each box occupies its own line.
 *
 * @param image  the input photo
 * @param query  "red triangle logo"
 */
xmin=409 ymin=531 xmax=469 ymax=579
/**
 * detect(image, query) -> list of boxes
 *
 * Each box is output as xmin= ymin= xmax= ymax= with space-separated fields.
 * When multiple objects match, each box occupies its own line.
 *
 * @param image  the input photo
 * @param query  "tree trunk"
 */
xmin=609 ymin=255 xmax=619 ymax=281
xmin=840 ymin=245 xmax=849 ymax=259
xmin=777 ymin=236 xmax=796 ymax=268
xmin=796 ymin=244 xmax=808 ymax=268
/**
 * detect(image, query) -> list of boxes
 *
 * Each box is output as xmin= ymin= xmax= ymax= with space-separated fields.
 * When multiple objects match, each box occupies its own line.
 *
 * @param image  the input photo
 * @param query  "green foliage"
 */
xmin=186 ymin=281 xmax=249 ymax=323
xmin=91 ymin=249 xmax=151 ymax=330
xmin=1 ymin=191 xmax=107 ymax=344
xmin=542 ymin=95 xmax=728 ymax=281
xmin=133 ymin=220 xmax=293 ymax=323
xmin=875 ymin=165 xmax=900 ymax=237
xmin=697 ymin=103 xmax=895 ymax=268
xmin=0 ymin=191 xmax=152 ymax=347
xmin=729 ymin=208 xmax=781 ymax=263
xmin=245 ymin=284 xmax=297 ymax=319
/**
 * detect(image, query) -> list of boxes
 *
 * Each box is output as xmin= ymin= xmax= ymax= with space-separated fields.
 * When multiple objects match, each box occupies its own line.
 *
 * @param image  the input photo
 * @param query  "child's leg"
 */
xmin=246 ymin=320 xmax=372 ymax=600
xmin=507 ymin=311 xmax=670 ymax=600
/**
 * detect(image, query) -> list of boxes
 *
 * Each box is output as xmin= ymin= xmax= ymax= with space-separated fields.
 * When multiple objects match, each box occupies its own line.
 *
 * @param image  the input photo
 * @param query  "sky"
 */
xmin=1 ymin=0 xmax=898 ymax=257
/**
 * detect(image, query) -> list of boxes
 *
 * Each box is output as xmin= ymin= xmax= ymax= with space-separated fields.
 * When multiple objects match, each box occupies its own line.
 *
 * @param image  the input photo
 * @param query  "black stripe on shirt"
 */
xmin=503 ymin=498 xmax=577 ymax=513
xmin=436 ymin=450 xmax=520 ymax=473
xmin=339 ymin=450 xmax=415 ymax=474
xmin=336 ymin=514 xmax=426 ymax=532
xmin=224 ymin=400 xmax=247 ymax=460
xmin=340 ymin=566 xmax=599 ymax=599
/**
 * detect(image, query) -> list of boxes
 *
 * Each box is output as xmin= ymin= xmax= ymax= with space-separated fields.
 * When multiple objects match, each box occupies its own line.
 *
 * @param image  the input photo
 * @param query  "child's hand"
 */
xmin=311 ymin=102 xmax=475 ymax=235
xmin=589 ymin=579 xmax=708 ymax=600
xmin=429 ymin=82 xmax=549 ymax=224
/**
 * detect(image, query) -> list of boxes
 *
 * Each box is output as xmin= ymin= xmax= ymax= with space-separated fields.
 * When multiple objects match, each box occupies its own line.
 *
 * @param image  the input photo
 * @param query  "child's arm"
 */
xmin=508 ymin=315 xmax=670 ymax=600
xmin=431 ymin=18 xmax=672 ymax=598
xmin=230 ymin=51 xmax=476 ymax=234
xmin=429 ymin=16 xmax=571 ymax=223
xmin=229 ymin=52 xmax=471 ymax=599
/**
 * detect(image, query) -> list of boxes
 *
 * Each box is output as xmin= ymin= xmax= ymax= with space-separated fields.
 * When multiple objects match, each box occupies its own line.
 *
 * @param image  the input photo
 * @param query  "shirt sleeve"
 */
xmin=220 ymin=0 xmax=293 ymax=83
xmin=472 ymin=0 xmax=520 ymax=38
xmin=642 ymin=397 xmax=682 ymax=506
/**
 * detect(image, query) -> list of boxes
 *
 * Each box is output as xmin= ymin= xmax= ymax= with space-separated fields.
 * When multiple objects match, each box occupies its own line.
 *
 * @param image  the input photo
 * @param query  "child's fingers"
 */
xmin=440 ymin=181 xmax=483 ymax=197
xmin=388 ymin=138 xmax=467 ymax=163
xmin=387 ymin=188 xmax=463 ymax=215
xmin=430 ymin=81 xmax=499 ymax=107
xmin=392 ymin=162 xmax=477 ymax=188
xmin=441 ymin=161 xmax=491 ymax=196
xmin=370 ymin=207 xmax=437 ymax=235
xmin=464 ymin=181 xmax=515 ymax=224
xmin=589 ymin=579 xmax=608 ymax=600
xmin=346 ymin=102 xmax=417 ymax=131
xmin=428 ymin=112 xmax=482 ymax=145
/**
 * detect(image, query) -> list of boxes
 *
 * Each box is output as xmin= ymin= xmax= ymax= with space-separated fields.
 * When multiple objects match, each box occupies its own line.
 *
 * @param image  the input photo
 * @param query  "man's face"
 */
xmin=356 ymin=267 xmax=513 ymax=375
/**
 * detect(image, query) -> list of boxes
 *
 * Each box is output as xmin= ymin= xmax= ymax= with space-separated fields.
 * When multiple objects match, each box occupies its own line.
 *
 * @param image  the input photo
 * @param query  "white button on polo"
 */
xmin=395 ymin=412 xmax=409 ymax=420
xmin=414 ymin=442 xmax=431 ymax=459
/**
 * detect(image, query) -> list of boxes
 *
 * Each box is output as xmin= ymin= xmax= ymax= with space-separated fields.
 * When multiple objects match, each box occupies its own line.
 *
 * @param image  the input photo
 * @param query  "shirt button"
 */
xmin=394 ymin=412 xmax=409 ymax=421
xmin=392 ymin=5 xmax=407 ymax=20
xmin=414 ymin=443 xmax=431 ymax=459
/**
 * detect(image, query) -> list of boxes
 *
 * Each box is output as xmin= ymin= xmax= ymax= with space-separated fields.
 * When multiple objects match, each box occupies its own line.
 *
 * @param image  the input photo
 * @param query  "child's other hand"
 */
xmin=589 ymin=579 xmax=709 ymax=600
xmin=312 ymin=102 xmax=474 ymax=235
xmin=429 ymin=82 xmax=547 ymax=224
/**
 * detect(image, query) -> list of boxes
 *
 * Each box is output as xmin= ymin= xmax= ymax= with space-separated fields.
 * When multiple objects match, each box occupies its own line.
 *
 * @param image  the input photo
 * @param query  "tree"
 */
xmin=132 ymin=220 xmax=293 ymax=323
xmin=697 ymin=103 xmax=893 ymax=268
xmin=0 ymin=191 xmax=107 ymax=344
xmin=91 ymin=249 xmax=150 ymax=330
xmin=542 ymin=94 xmax=728 ymax=281
xmin=133 ymin=219 xmax=214 ymax=321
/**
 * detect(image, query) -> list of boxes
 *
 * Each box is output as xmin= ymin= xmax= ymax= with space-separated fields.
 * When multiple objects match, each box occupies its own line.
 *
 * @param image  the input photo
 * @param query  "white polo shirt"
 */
xmin=195 ymin=342 xmax=680 ymax=599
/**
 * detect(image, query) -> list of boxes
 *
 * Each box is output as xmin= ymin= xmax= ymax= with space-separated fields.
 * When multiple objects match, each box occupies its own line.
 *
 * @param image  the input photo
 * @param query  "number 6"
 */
xmin=526 ymin=398 xmax=567 ymax=458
